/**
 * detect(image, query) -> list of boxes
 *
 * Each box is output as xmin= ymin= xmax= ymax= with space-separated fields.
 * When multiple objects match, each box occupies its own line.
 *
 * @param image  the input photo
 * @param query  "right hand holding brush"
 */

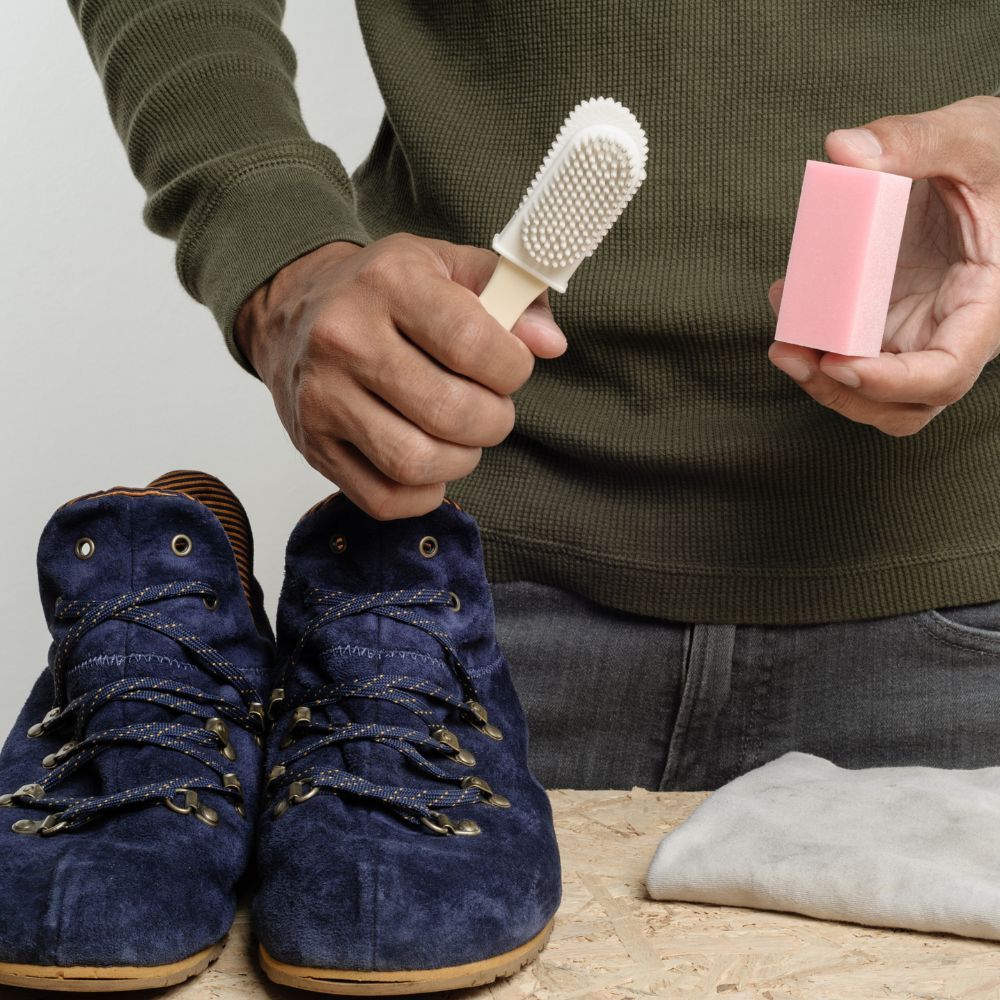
xmin=234 ymin=234 xmax=567 ymax=521
xmin=237 ymin=97 xmax=647 ymax=521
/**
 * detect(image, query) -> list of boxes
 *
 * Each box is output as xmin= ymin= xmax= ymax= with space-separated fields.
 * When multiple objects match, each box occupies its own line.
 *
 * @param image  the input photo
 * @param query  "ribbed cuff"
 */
xmin=175 ymin=160 xmax=371 ymax=374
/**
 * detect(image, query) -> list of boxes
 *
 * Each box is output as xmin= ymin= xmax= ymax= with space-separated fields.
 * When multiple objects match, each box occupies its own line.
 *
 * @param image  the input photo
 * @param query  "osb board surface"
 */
xmin=5 ymin=789 xmax=1000 ymax=1000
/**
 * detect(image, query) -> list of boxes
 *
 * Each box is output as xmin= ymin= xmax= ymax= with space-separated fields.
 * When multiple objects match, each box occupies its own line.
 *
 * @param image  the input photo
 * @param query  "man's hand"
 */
xmin=768 ymin=95 xmax=1000 ymax=436
xmin=235 ymin=233 xmax=567 ymax=519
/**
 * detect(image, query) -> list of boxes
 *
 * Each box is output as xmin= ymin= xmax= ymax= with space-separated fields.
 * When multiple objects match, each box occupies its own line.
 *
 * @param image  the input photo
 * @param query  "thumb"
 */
xmin=438 ymin=240 xmax=567 ymax=357
xmin=824 ymin=96 xmax=1000 ymax=185
xmin=511 ymin=289 xmax=567 ymax=359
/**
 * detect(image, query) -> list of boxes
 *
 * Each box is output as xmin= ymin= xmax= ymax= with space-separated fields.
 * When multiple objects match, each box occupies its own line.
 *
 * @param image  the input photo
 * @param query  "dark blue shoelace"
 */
xmin=0 ymin=582 xmax=266 ymax=835
xmin=267 ymin=586 xmax=508 ymax=834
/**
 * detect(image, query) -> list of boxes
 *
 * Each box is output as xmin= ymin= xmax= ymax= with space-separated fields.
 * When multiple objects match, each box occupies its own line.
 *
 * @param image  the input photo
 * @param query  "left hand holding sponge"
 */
xmin=769 ymin=95 xmax=1000 ymax=438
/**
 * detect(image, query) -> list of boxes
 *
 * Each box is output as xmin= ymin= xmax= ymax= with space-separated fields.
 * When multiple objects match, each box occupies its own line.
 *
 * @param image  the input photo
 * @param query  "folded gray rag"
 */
xmin=645 ymin=751 xmax=1000 ymax=941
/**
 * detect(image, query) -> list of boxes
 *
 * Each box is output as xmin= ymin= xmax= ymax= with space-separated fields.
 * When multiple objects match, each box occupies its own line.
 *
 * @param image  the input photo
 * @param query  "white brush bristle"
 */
xmin=492 ymin=97 xmax=648 ymax=292
xmin=522 ymin=132 xmax=636 ymax=270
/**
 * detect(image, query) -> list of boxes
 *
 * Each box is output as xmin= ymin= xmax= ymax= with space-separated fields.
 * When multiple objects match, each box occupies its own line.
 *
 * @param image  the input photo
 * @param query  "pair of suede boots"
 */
xmin=0 ymin=471 xmax=561 ymax=995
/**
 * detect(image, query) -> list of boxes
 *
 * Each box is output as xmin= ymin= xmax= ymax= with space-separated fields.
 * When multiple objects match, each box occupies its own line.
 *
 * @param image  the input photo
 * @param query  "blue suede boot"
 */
xmin=0 ymin=472 xmax=273 ymax=991
xmin=255 ymin=493 xmax=561 ymax=995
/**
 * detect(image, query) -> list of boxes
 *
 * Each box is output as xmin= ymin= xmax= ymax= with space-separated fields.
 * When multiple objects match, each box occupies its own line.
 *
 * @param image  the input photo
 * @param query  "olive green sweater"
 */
xmin=69 ymin=0 xmax=1000 ymax=624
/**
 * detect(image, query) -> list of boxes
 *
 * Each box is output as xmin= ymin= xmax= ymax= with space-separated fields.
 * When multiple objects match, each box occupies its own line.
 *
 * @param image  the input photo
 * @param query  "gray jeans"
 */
xmin=491 ymin=580 xmax=1000 ymax=791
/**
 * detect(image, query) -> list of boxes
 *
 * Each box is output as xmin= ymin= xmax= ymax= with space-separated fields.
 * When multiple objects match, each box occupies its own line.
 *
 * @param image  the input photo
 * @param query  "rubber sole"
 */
xmin=259 ymin=917 xmax=555 ymax=996
xmin=0 ymin=939 xmax=225 ymax=992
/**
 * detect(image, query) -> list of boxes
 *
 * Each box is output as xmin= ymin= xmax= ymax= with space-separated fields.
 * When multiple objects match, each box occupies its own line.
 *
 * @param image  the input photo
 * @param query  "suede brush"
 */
xmin=479 ymin=97 xmax=648 ymax=330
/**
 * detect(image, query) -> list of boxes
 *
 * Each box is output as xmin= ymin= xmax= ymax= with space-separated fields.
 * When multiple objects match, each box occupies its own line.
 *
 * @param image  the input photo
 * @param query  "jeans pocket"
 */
xmin=919 ymin=599 xmax=1000 ymax=650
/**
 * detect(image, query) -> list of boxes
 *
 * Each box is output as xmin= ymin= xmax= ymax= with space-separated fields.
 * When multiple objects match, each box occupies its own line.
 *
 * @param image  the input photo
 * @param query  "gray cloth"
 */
xmin=490 ymin=580 xmax=1000 ymax=791
xmin=645 ymin=751 xmax=1000 ymax=941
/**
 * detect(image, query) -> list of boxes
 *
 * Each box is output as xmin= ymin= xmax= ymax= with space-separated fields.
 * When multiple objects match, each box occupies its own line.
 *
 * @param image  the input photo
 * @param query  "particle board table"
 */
xmin=47 ymin=790 xmax=1000 ymax=999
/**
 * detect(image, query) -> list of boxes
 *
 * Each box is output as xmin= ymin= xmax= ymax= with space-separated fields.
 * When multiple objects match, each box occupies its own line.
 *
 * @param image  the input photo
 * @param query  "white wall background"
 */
xmin=0 ymin=3 xmax=384 ymax=732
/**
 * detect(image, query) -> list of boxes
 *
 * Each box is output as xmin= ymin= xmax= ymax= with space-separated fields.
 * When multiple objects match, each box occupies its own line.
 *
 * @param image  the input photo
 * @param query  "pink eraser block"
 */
xmin=773 ymin=159 xmax=912 ymax=358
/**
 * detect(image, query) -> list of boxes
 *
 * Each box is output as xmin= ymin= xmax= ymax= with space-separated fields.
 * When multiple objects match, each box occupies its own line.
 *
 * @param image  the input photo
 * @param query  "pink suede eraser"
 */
xmin=773 ymin=159 xmax=912 ymax=358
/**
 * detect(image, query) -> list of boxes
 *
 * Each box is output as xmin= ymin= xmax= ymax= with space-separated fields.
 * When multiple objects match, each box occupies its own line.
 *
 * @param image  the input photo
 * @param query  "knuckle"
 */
xmin=363 ymin=482 xmax=443 ymax=522
xmin=300 ymin=436 xmax=339 ymax=479
xmin=383 ymin=231 xmax=414 ymax=250
xmin=821 ymin=385 xmax=854 ymax=414
xmin=470 ymin=397 xmax=516 ymax=446
xmin=490 ymin=397 xmax=517 ymax=442
xmin=454 ymin=447 xmax=484 ymax=478
xmin=312 ymin=319 xmax=359 ymax=363
xmin=487 ymin=344 xmax=534 ymax=396
xmin=363 ymin=485 xmax=406 ymax=522
xmin=888 ymin=114 xmax=938 ymax=158
xmin=933 ymin=365 xmax=977 ymax=406
xmin=355 ymin=248 xmax=398 ymax=288
xmin=438 ymin=312 xmax=484 ymax=371
xmin=384 ymin=433 xmax=438 ymax=486
xmin=938 ymin=380 xmax=968 ymax=407
xmin=422 ymin=380 xmax=470 ymax=437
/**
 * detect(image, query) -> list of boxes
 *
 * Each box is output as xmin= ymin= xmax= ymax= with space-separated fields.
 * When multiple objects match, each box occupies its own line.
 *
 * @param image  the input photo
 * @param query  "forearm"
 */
xmin=68 ymin=0 xmax=370 ymax=368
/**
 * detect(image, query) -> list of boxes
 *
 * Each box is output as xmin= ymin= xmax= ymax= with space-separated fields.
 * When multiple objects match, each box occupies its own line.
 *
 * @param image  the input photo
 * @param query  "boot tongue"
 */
xmin=42 ymin=471 xmax=257 ymax=701
xmin=34 ymin=472 xmax=263 ymax=792
xmin=277 ymin=494 xmax=492 ymax=789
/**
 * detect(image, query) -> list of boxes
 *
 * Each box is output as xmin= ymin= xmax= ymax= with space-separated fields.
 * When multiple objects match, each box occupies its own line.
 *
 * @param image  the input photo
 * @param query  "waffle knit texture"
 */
xmin=68 ymin=0 xmax=1000 ymax=625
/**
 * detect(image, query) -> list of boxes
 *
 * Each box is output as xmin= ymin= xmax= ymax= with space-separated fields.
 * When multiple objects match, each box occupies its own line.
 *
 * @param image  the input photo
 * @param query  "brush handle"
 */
xmin=478 ymin=256 xmax=550 ymax=332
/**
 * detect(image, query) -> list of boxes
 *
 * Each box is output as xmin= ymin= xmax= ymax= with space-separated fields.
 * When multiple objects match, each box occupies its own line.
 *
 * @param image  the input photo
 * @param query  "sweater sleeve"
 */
xmin=68 ymin=0 xmax=372 ymax=371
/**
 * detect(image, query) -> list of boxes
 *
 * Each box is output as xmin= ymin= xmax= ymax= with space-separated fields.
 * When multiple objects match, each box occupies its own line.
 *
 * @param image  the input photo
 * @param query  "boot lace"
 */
xmin=266 ymin=585 xmax=509 ymax=836
xmin=0 ymin=581 xmax=266 ymax=835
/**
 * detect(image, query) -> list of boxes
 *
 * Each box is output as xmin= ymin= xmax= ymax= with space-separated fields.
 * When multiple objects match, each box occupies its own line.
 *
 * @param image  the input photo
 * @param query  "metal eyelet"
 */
xmin=447 ymin=591 xmax=461 ymax=612
xmin=273 ymin=781 xmax=319 ymax=819
xmin=171 ymin=534 xmax=193 ymax=557
xmin=419 ymin=810 xmax=481 ymax=836
xmin=203 ymin=594 xmax=219 ymax=611
xmin=27 ymin=707 xmax=61 ymax=739
xmin=267 ymin=688 xmax=286 ymax=721
xmin=430 ymin=724 xmax=460 ymax=751
xmin=429 ymin=725 xmax=476 ymax=767
xmin=461 ymin=774 xmax=511 ymax=808
xmin=289 ymin=780 xmax=319 ymax=806
xmin=74 ymin=537 xmax=95 ymax=560
xmin=0 ymin=783 xmax=45 ymax=808
xmin=248 ymin=702 xmax=266 ymax=745
xmin=164 ymin=788 xmax=219 ymax=827
xmin=463 ymin=699 xmax=504 ymax=741
xmin=42 ymin=741 xmax=77 ymax=770
xmin=266 ymin=764 xmax=287 ymax=796
xmin=205 ymin=717 xmax=237 ymax=761
xmin=12 ymin=814 xmax=68 ymax=836
xmin=223 ymin=773 xmax=246 ymax=818
xmin=280 ymin=706 xmax=312 ymax=749
xmin=419 ymin=536 xmax=439 ymax=558
xmin=330 ymin=534 xmax=347 ymax=554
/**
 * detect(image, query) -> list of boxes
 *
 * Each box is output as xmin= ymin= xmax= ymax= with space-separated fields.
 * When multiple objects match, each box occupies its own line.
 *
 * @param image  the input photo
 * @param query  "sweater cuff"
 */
xmin=175 ymin=160 xmax=371 ymax=374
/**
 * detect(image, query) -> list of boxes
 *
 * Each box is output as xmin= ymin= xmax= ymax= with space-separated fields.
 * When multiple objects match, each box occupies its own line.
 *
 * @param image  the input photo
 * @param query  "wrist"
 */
xmin=233 ymin=282 xmax=268 ymax=378
xmin=233 ymin=240 xmax=365 ymax=377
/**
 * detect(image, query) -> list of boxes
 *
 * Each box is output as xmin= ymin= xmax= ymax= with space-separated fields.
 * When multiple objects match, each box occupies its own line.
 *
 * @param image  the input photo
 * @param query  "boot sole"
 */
xmin=0 ymin=939 xmax=225 ymax=992
xmin=259 ymin=916 xmax=555 ymax=995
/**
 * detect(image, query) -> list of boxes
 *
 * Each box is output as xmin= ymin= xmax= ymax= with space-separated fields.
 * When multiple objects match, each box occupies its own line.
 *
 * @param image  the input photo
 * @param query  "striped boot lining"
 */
xmin=146 ymin=471 xmax=254 ymax=602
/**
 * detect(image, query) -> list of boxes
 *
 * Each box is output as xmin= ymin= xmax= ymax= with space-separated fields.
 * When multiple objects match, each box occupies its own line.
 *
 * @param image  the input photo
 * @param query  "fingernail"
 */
xmin=825 ymin=366 xmax=861 ymax=388
xmin=831 ymin=128 xmax=882 ymax=158
xmin=772 ymin=357 xmax=812 ymax=382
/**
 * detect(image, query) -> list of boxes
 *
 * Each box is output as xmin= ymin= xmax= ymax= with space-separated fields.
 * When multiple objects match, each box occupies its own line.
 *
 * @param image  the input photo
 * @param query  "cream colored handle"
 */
xmin=478 ymin=256 xmax=550 ymax=332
